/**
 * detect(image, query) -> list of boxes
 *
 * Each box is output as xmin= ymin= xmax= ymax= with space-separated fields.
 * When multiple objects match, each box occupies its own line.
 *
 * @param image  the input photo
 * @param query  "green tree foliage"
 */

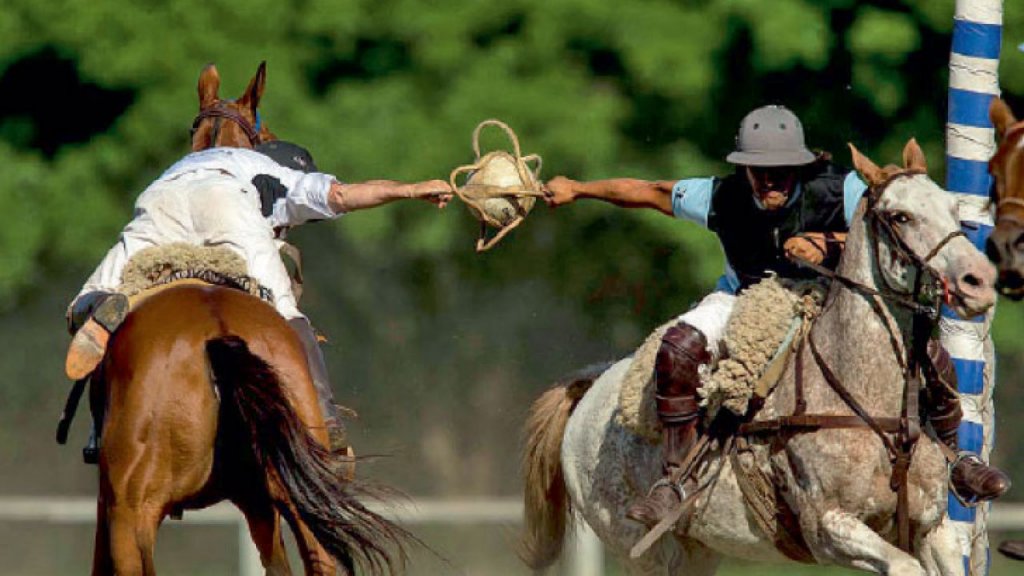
xmin=2 ymin=0 xmax=1024 ymax=501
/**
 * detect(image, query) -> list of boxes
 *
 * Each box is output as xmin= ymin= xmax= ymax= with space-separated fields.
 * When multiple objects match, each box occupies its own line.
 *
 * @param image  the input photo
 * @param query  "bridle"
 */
xmin=795 ymin=171 xmax=967 ymax=319
xmin=632 ymin=170 xmax=977 ymax=560
xmin=190 ymin=101 xmax=263 ymax=148
xmin=745 ymin=170 xmax=969 ymax=553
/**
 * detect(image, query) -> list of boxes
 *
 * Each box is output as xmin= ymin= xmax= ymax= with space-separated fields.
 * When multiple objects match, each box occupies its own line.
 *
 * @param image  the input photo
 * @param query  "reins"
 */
xmin=740 ymin=171 xmax=967 ymax=552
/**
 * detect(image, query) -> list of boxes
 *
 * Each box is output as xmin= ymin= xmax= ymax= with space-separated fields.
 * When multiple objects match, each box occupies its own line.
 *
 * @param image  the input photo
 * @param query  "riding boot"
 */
xmin=626 ymin=322 xmax=710 ymax=529
xmin=287 ymin=317 xmax=347 ymax=453
xmin=925 ymin=340 xmax=1010 ymax=502
xmin=998 ymin=540 xmax=1024 ymax=561
xmin=66 ymin=291 xmax=129 ymax=380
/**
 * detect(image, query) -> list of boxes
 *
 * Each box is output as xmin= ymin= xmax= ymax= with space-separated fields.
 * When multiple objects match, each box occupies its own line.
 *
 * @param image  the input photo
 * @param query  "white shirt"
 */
xmin=158 ymin=147 xmax=340 ymax=229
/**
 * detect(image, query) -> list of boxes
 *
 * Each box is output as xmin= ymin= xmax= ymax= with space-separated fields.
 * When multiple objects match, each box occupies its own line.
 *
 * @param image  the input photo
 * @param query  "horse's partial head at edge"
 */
xmin=190 ymin=61 xmax=276 ymax=151
xmin=986 ymin=98 xmax=1024 ymax=299
xmin=848 ymin=139 xmax=997 ymax=318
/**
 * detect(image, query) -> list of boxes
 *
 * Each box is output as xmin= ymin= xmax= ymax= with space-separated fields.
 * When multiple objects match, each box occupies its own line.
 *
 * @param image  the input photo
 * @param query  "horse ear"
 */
xmin=902 ymin=138 xmax=927 ymax=172
xmin=238 ymin=61 xmax=266 ymax=113
xmin=848 ymin=143 xmax=885 ymax=187
xmin=990 ymin=98 xmax=1017 ymax=142
xmin=198 ymin=63 xmax=220 ymax=110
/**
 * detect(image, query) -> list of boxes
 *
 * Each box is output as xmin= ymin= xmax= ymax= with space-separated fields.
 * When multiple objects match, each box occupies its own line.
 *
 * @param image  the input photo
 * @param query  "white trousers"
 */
xmin=676 ymin=291 xmax=736 ymax=362
xmin=76 ymin=169 xmax=303 ymax=320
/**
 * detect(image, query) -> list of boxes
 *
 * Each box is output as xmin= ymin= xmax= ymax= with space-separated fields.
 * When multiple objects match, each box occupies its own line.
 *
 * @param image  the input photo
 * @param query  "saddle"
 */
xmin=57 ymin=244 xmax=274 ymax=460
xmin=617 ymin=276 xmax=824 ymax=440
xmin=621 ymin=277 xmax=825 ymax=561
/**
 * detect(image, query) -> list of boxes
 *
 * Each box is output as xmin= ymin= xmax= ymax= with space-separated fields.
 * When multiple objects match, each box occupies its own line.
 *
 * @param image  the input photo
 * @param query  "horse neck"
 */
xmin=807 ymin=209 xmax=912 ymax=413
xmin=997 ymin=132 xmax=1024 ymax=218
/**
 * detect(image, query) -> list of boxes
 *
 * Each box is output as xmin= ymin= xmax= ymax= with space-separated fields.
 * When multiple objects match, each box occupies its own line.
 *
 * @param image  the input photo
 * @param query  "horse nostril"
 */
xmin=1003 ymin=270 xmax=1024 ymax=290
xmin=986 ymin=238 xmax=1002 ymax=264
xmin=961 ymin=273 xmax=983 ymax=289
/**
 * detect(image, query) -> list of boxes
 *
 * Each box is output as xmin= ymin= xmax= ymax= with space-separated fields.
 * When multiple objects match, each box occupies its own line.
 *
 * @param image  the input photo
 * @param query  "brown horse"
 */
xmin=985 ymin=98 xmax=1024 ymax=563
xmin=90 ymin=282 xmax=405 ymax=575
xmin=986 ymin=98 xmax=1024 ymax=298
xmin=86 ymin=64 xmax=406 ymax=574
xmin=191 ymin=61 xmax=276 ymax=150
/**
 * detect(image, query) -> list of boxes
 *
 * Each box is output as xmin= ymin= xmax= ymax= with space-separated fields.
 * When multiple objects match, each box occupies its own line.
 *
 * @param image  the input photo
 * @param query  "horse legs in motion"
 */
xmin=522 ymin=361 xmax=721 ymax=576
xmin=90 ymin=285 xmax=403 ymax=575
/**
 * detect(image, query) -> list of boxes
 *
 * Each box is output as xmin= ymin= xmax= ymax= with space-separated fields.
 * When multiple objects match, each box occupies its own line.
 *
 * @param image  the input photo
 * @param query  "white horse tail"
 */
xmin=520 ymin=362 xmax=613 ymax=570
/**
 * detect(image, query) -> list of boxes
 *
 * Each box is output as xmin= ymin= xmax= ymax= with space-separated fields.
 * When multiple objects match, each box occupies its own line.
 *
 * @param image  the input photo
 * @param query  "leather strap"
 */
xmin=808 ymin=336 xmax=900 ymax=457
xmin=729 ymin=448 xmax=814 ymax=563
xmin=56 ymin=377 xmax=89 ymax=445
xmin=739 ymin=414 xmax=903 ymax=435
xmin=191 ymin=104 xmax=261 ymax=146
xmin=793 ymin=339 xmax=807 ymax=416
xmin=656 ymin=394 xmax=699 ymax=423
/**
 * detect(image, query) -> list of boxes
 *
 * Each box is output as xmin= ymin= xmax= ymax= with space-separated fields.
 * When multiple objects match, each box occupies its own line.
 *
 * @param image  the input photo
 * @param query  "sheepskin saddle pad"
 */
xmin=118 ymin=243 xmax=273 ymax=303
xmin=617 ymin=275 xmax=825 ymax=442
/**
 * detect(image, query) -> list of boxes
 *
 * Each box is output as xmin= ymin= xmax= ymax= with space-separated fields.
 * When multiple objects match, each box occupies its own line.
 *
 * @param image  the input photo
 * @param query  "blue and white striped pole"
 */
xmin=942 ymin=1 xmax=1002 ymax=575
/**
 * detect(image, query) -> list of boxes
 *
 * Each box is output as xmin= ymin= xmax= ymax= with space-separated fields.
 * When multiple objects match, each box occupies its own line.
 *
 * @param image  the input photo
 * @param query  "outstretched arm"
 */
xmin=328 ymin=179 xmax=453 ymax=213
xmin=544 ymin=176 xmax=676 ymax=216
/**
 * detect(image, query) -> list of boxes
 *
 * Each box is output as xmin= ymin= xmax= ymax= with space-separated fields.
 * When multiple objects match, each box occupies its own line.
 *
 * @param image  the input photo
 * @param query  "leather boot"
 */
xmin=626 ymin=323 xmax=710 ymax=529
xmin=66 ymin=291 xmax=129 ymax=380
xmin=998 ymin=540 xmax=1024 ymax=561
xmin=288 ymin=318 xmax=347 ymax=453
xmin=925 ymin=341 xmax=1011 ymax=502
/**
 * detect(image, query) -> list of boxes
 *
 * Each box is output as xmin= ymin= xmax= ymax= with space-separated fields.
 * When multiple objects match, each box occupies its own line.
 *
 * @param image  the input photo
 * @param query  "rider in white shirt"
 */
xmin=67 ymin=142 xmax=451 ymax=453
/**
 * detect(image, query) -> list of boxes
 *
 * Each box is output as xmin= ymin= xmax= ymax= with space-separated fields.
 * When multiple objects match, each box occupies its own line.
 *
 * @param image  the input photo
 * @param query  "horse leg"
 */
xmin=279 ymin=501 xmax=337 ymax=576
xmin=918 ymin=518 xmax=965 ymax=576
xmin=814 ymin=509 xmax=925 ymax=575
xmin=106 ymin=504 xmax=162 ymax=576
xmin=238 ymin=501 xmax=293 ymax=576
xmin=91 ymin=498 xmax=114 ymax=576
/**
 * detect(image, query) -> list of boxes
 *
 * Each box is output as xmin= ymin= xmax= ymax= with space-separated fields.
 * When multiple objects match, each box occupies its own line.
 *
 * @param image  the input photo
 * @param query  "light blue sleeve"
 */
xmin=671 ymin=178 xmax=715 ymax=228
xmin=843 ymin=172 xmax=868 ymax=226
xmin=714 ymin=262 xmax=741 ymax=295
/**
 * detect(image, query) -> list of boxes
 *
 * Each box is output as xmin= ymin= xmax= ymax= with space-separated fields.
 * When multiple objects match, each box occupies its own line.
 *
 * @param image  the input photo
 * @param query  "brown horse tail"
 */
xmin=519 ymin=362 xmax=612 ymax=571
xmin=206 ymin=336 xmax=407 ymax=576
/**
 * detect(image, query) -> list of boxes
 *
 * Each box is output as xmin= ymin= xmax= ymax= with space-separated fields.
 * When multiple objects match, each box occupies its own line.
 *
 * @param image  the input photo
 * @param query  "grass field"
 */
xmin=1 ymin=520 xmax=1022 ymax=574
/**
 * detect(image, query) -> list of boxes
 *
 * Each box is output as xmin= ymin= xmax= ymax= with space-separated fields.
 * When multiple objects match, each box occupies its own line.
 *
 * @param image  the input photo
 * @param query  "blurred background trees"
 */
xmin=1 ymin=0 xmax=1024 ymax=572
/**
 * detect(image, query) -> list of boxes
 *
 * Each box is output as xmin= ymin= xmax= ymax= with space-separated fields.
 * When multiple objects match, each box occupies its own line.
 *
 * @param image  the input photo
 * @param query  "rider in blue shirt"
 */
xmin=544 ymin=105 xmax=1010 ymax=530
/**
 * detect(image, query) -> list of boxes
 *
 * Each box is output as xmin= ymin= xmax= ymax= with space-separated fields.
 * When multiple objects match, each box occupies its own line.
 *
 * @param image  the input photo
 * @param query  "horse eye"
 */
xmin=891 ymin=212 xmax=912 ymax=225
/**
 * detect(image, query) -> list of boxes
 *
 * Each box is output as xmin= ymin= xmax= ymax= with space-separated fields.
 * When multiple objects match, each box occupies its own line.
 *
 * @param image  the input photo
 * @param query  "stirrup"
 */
xmin=647 ymin=476 xmax=688 ymax=502
xmin=83 ymin=428 xmax=99 ymax=465
xmin=629 ymin=478 xmax=693 ymax=560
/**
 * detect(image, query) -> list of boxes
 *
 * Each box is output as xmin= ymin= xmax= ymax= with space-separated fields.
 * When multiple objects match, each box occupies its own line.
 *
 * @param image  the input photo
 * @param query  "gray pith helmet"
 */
xmin=726 ymin=105 xmax=816 ymax=167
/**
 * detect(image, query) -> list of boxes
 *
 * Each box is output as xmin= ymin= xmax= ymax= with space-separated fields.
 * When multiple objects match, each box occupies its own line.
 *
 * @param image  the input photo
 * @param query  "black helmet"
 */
xmin=254 ymin=140 xmax=318 ymax=173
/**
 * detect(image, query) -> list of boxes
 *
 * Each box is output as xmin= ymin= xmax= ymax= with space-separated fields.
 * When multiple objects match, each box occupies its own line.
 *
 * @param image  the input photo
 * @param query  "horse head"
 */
xmin=848 ymin=139 xmax=996 ymax=319
xmin=190 ymin=61 xmax=276 ymax=151
xmin=986 ymin=98 xmax=1024 ymax=298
